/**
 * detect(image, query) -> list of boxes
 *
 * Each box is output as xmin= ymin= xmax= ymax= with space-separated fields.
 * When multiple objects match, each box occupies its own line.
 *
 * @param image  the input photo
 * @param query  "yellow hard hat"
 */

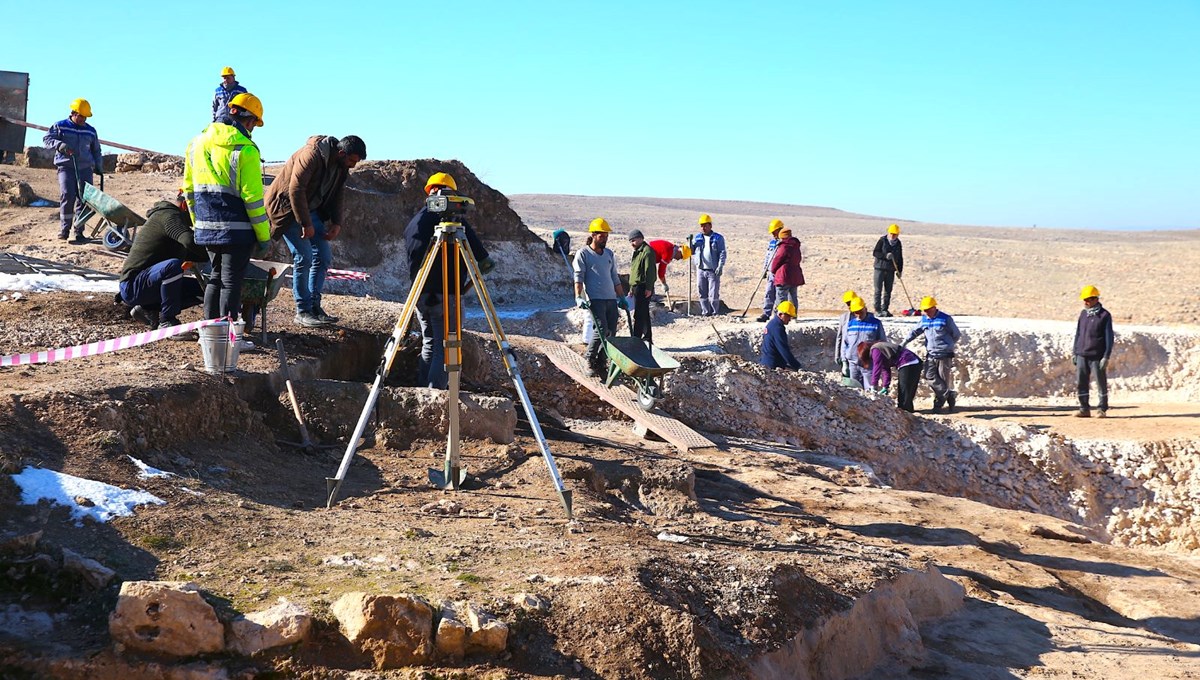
xmin=425 ymin=172 xmax=457 ymax=194
xmin=221 ymin=66 xmax=236 ymax=77
xmin=848 ymin=297 xmax=866 ymax=313
xmin=776 ymin=300 xmax=797 ymax=317
xmin=680 ymin=243 xmax=692 ymax=259
xmin=768 ymin=219 xmax=784 ymax=234
xmin=887 ymin=224 xmax=900 ymax=235
xmin=70 ymin=98 xmax=92 ymax=118
xmin=919 ymin=296 xmax=937 ymax=310
xmin=229 ymin=92 xmax=264 ymax=125
xmin=1079 ymin=285 xmax=1100 ymax=300
xmin=698 ymin=213 xmax=712 ymax=225
xmin=841 ymin=290 xmax=859 ymax=304
xmin=589 ymin=217 xmax=611 ymax=233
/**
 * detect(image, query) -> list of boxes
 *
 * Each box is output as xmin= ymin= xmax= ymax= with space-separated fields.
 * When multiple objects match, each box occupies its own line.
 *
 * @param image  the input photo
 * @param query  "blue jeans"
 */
xmin=415 ymin=292 xmax=462 ymax=390
xmin=762 ymin=279 xmax=777 ymax=315
xmin=282 ymin=212 xmax=332 ymax=314
xmin=119 ymin=259 xmax=203 ymax=321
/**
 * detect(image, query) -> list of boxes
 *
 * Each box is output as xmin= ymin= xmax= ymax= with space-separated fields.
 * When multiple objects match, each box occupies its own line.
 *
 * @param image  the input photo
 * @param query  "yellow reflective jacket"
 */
xmin=183 ymin=122 xmax=269 ymax=246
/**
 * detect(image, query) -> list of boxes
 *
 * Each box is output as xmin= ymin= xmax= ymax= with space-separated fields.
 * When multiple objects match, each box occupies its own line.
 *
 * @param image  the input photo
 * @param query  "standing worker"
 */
xmin=1072 ymin=285 xmax=1114 ymax=418
xmin=119 ymin=189 xmax=207 ymax=334
xmin=865 ymin=341 xmax=923 ymax=412
xmin=769 ymin=224 xmax=804 ymax=311
xmin=755 ymin=219 xmax=785 ymax=322
xmin=43 ymin=99 xmax=102 ymax=242
xmin=833 ymin=290 xmax=862 ymax=381
xmin=266 ymin=134 xmax=367 ymax=327
xmin=842 ymin=297 xmax=887 ymax=389
xmin=872 ymin=224 xmax=904 ymax=317
xmin=212 ymin=67 xmax=248 ymax=122
xmin=573 ymin=218 xmax=628 ymax=376
xmin=647 ymin=238 xmax=682 ymax=299
xmin=902 ymin=296 xmax=961 ymax=413
xmin=404 ymin=172 xmax=494 ymax=389
xmin=760 ymin=300 xmax=801 ymax=371
xmin=627 ymin=230 xmax=658 ymax=343
xmin=184 ymin=92 xmax=270 ymax=321
xmin=691 ymin=213 xmax=726 ymax=316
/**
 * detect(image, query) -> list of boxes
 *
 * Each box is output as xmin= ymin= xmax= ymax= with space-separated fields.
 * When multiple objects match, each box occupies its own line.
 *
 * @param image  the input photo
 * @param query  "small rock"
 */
xmin=109 ymin=581 xmax=224 ymax=657
xmin=61 ymin=548 xmax=116 ymax=589
xmin=73 ymin=496 xmax=95 ymax=508
xmin=465 ymin=604 xmax=508 ymax=656
xmin=331 ymin=592 xmax=433 ymax=669
xmin=512 ymin=593 xmax=550 ymax=612
xmin=435 ymin=603 xmax=467 ymax=661
xmin=227 ymin=598 xmax=313 ymax=656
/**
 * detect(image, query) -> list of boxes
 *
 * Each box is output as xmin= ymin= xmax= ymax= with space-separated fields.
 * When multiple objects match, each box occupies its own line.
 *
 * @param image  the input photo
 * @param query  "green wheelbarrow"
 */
xmin=71 ymin=175 xmax=145 ymax=252
xmin=590 ymin=304 xmax=680 ymax=411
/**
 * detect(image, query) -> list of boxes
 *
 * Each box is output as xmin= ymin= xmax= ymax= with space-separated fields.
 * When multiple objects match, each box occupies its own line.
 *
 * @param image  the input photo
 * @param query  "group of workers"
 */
xmin=48 ymin=67 xmax=367 ymax=341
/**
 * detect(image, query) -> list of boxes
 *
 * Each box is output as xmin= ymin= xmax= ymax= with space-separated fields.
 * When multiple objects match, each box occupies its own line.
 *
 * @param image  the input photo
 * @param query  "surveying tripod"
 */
xmin=325 ymin=203 xmax=573 ymax=519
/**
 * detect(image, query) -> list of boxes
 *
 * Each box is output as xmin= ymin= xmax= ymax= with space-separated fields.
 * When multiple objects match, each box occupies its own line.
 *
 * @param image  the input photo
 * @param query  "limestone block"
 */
xmin=109 ymin=581 xmax=224 ymax=657
xmin=464 ymin=604 xmax=508 ymax=656
xmin=17 ymin=146 xmax=55 ymax=169
xmin=331 ymin=592 xmax=433 ymax=669
xmin=434 ymin=603 xmax=467 ymax=661
xmin=61 ymin=547 xmax=116 ymax=588
xmin=227 ymin=598 xmax=312 ymax=656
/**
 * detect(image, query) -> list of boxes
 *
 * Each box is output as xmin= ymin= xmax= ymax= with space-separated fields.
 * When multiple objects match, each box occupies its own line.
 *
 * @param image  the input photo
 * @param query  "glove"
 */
xmin=617 ymin=296 xmax=629 ymax=311
xmin=662 ymin=282 xmax=670 ymax=293
xmin=56 ymin=142 xmax=72 ymax=155
xmin=716 ymin=268 xmax=724 ymax=278
xmin=575 ymin=296 xmax=589 ymax=309
xmin=478 ymin=257 xmax=496 ymax=275
xmin=1099 ymin=357 xmax=1108 ymax=371
xmin=896 ymin=270 xmax=902 ymax=278
xmin=886 ymin=253 xmax=894 ymax=260
xmin=877 ymin=386 xmax=890 ymax=396
xmin=254 ymin=241 xmax=270 ymax=259
xmin=1071 ymin=355 xmax=1078 ymax=366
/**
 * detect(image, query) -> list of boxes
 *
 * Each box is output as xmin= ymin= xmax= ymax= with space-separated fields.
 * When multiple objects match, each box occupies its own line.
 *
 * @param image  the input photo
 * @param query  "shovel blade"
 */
xmin=428 ymin=466 xmax=469 ymax=490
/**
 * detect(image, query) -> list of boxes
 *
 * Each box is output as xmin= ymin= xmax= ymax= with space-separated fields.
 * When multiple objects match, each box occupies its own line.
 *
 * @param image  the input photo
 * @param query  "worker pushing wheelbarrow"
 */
xmin=69 ymin=157 xmax=145 ymax=252
xmin=585 ymin=302 xmax=680 ymax=411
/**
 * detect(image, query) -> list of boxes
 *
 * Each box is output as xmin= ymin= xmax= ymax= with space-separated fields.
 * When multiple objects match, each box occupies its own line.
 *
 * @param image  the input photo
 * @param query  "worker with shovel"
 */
xmin=902 ymin=296 xmax=961 ymax=413
xmin=43 ymin=98 xmax=103 ymax=242
xmin=1072 ymin=285 xmax=1113 ymax=418
xmin=573 ymin=218 xmax=628 ymax=377
xmin=872 ymin=224 xmax=904 ymax=317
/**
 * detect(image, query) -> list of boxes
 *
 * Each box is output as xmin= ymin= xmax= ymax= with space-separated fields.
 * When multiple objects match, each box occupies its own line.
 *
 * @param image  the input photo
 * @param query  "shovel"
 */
xmin=895 ymin=271 xmax=917 ymax=315
xmin=740 ymin=271 xmax=768 ymax=318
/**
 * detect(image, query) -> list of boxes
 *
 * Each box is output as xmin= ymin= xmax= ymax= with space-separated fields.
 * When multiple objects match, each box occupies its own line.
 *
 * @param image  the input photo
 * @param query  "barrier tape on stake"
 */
xmin=1 ymin=317 xmax=231 ymax=368
xmin=323 ymin=268 xmax=370 ymax=281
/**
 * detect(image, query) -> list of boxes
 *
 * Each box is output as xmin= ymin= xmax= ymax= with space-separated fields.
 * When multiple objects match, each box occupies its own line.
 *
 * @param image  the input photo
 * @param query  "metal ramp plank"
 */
xmin=534 ymin=339 xmax=717 ymax=454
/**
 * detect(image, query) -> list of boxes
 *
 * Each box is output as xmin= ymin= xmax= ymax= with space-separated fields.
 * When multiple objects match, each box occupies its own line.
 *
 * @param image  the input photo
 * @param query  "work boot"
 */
xmin=159 ymin=319 xmax=196 ymax=341
xmin=946 ymin=391 xmax=957 ymax=412
xmin=58 ymin=229 xmax=70 ymax=240
xmin=1096 ymin=409 xmax=1107 ymax=418
xmin=130 ymin=305 xmax=159 ymax=329
xmin=877 ymin=309 xmax=892 ymax=317
xmin=755 ymin=313 xmax=770 ymax=322
xmin=932 ymin=395 xmax=945 ymax=413
xmin=294 ymin=311 xmax=328 ymax=328
xmin=312 ymin=306 xmax=339 ymax=324
xmin=70 ymin=232 xmax=90 ymax=244
xmin=1074 ymin=408 xmax=1091 ymax=418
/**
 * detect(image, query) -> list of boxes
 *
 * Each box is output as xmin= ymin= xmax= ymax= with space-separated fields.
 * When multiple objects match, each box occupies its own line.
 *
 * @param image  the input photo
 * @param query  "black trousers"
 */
xmin=873 ymin=268 xmax=895 ymax=312
xmin=632 ymin=286 xmax=652 ymax=343
xmin=204 ymin=243 xmax=254 ymax=319
xmin=896 ymin=361 xmax=921 ymax=412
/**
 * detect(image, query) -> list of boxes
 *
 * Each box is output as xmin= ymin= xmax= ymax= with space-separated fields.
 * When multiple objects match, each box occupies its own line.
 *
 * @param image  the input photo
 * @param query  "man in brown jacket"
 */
xmin=266 ymin=135 xmax=366 ymax=327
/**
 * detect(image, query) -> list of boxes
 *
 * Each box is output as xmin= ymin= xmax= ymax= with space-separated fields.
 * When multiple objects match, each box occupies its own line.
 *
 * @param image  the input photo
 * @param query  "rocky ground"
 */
xmin=2 ymin=160 xmax=1199 ymax=679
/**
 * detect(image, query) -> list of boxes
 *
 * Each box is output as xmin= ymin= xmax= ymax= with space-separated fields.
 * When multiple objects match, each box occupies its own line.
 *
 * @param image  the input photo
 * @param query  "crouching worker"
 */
xmin=863 ymin=340 xmax=922 ymax=412
xmin=760 ymin=300 xmax=801 ymax=371
xmin=119 ymin=190 xmax=206 ymax=337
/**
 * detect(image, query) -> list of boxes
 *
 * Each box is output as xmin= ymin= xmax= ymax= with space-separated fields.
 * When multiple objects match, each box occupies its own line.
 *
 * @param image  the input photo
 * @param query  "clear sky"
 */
xmin=7 ymin=1 xmax=1197 ymax=229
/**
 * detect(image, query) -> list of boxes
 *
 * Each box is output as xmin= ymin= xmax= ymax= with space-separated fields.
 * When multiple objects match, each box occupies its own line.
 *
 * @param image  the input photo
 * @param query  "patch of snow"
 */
xmin=0 ymin=272 xmax=119 ymax=294
xmin=11 ymin=466 xmax=165 ymax=524
xmin=127 ymin=455 xmax=174 ymax=479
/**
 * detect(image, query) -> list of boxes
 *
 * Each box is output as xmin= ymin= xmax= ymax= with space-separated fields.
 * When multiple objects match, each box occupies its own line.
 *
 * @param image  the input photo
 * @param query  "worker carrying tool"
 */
xmin=691 ymin=213 xmax=726 ymax=316
xmin=872 ymin=224 xmax=904 ymax=317
xmin=755 ymin=219 xmax=785 ymax=322
xmin=1072 ymin=285 xmax=1114 ymax=418
xmin=43 ymin=98 xmax=103 ymax=242
xmin=902 ymin=296 xmax=961 ymax=412
xmin=404 ymin=172 xmax=494 ymax=389
xmin=118 ymin=189 xmax=207 ymax=335
xmin=212 ymin=66 xmax=249 ymax=122
xmin=760 ymin=300 xmax=801 ymax=371
xmin=573 ymin=217 xmax=628 ymax=376
xmin=842 ymin=296 xmax=888 ymax=389
xmin=266 ymin=134 xmax=367 ymax=328
xmin=184 ymin=92 xmax=270 ymax=321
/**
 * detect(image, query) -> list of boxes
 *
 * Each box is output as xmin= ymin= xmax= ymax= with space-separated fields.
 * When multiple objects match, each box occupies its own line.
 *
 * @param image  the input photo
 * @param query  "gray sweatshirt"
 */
xmin=573 ymin=246 xmax=621 ymax=300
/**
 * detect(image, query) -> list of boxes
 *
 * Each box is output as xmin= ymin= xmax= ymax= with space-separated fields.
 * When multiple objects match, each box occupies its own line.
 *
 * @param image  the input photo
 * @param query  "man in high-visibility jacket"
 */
xmin=183 ymin=92 xmax=270 ymax=320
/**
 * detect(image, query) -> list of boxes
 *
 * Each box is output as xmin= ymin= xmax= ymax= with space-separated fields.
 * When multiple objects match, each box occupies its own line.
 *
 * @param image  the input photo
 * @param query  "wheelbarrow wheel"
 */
xmin=636 ymin=379 xmax=663 ymax=412
xmin=102 ymin=227 xmax=128 ymax=252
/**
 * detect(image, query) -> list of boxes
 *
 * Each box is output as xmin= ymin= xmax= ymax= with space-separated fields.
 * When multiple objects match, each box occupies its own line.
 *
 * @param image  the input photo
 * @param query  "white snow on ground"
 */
xmin=127 ymin=455 xmax=174 ymax=479
xmin=0 ymin=273 xmax=119 ymax=294
xmin=11 ymin=466 xmax=165 ymax=524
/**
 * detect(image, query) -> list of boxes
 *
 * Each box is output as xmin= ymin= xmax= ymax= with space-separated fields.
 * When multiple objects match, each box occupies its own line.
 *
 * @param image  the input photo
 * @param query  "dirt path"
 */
xmin=946 ymin=400 xmax=1200 ymax=441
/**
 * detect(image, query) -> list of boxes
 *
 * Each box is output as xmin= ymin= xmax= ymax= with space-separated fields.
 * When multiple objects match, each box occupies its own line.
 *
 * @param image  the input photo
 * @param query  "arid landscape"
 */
xmin=2 ymin=156 xmax=1199 ymax=679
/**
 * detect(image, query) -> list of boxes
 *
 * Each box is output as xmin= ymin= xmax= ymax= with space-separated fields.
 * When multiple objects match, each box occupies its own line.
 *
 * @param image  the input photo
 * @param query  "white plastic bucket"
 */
xmin=198 ymin=321 xmax=239 ymax=374
xmin=582 ymin=313 xmax=594 ymax=344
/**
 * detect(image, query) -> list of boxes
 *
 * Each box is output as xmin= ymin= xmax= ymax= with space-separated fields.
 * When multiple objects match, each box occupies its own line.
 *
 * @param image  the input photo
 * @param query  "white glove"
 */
xmin=575 ymin=296 xmax=588 ymax=309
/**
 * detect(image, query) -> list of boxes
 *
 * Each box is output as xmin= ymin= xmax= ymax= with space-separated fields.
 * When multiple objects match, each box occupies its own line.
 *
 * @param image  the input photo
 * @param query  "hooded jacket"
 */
xmin=769 ymin=236 xmax=805 ymax=286
xmin=1074 ymin=304 xmax=1114 ymax=359
xmin=183 ymin=120 xmax=269 ymax=247
xmin=265 ymin=135 xmax=349 ymax=238
xmin=120 ymin=201 xmax=208 ymax=282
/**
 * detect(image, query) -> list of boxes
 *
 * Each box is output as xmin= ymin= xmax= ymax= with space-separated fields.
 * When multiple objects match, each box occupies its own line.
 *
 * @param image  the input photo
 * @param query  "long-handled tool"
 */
xmin=275 ymin=339 xmax=316 ymax=453
xmin=895 ymin=271 xmax=917 ymax=314
xmin=740 ymin=271 xmax=768 ymax=318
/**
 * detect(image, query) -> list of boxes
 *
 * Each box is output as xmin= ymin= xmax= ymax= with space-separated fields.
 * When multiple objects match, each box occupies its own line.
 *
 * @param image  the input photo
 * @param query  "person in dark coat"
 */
xmin=1072 ymin=285 xmax=1114 ymax=417
xmin=760 ymin=300 xmax=801 ymax=371
xmin=872 ymin=223 xmax=904 ymax=316
xmin=769 ymin=226 xmax=805 ymax=311
xmin=118 ymin=191 xmax=206 ymax=334
xmin=404 ymin=172 xmax=494 ymax=389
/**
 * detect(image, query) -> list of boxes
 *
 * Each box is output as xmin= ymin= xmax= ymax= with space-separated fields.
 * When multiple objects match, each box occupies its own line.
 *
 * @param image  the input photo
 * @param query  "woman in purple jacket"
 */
xmin=858 ymin=340 xmax=923 ymax=412
xmin=769 ymin=226 xmax=805 ymax=309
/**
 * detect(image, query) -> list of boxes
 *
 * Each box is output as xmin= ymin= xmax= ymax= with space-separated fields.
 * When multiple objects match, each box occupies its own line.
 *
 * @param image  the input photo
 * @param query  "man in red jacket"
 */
xmin=647 ymin=239 xmax=682 ymax=297
xmin=769 ymin=226 xmax=805 ymax=311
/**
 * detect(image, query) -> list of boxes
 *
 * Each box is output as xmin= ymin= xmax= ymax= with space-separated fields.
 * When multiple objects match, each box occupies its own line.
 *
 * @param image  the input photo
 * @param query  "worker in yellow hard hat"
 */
xmin=183 ymin=91 xmax=269 ymax=320
xmin=403 ymin=171 xmax=495 ymax=389
xmin=574 ymin=217 xmax=628 ymax=376
xmin=902 ymin=296 xmax=961 ymax=412
xmin=842 ymin=296 xmax=888 ymax=390
xmin=755 ymin=219 xmax=787 ymax=322
xmin=872 ymin=224 xmax=904 ymax=317
xmin=43 ymin=98 xmax=103 ymax=242
xmin=759 ymin=300 xmax=801 ymax=371
xmin=834 ymin=290 xmax=862 ymax=381
xmin=213 ymin=66 xmax=248 ymax=122
xmin=1071 ymin=285 xmax=1113 ymax=418
xmin=691 ymin=213 xmax=726 ymax=316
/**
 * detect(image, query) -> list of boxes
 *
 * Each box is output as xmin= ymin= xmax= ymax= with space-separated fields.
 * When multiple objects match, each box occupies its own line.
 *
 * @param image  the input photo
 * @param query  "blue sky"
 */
xmin=7 ymin=1 xmax=1197 ymax=229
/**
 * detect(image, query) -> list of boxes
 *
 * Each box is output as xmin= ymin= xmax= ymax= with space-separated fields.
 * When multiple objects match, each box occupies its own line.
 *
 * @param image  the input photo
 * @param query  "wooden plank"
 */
xmin=535 ymin=340 xmax=717 ymax=454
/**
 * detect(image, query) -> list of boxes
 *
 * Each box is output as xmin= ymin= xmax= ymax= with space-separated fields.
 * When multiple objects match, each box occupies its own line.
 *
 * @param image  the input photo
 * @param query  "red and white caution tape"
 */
xmin=1 ymin=317 xmax=229 ymax=368
xmin=324 ymin=268 xmax=370 ymax=281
